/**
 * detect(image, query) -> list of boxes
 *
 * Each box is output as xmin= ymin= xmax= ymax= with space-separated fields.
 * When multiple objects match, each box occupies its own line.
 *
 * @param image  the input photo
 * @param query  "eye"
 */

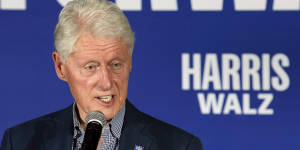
xmin=110 ymin=61 xmax=124 ymax=74
xmin=113 ymin=63 xmax=121 ymax=68
xmin=84 ymin=63 xmax=99 ymax=72
xmin=111 ymin=62 xmax=122 ymax=69
xmin=86 ymin=65 xmax=95 ymax=71
xmin=80 ymin=62 xmax=99 ymax=76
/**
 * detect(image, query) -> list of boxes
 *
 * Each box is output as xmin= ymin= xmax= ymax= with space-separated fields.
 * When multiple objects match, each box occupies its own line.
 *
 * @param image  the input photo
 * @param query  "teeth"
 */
xmin=98 ymin=95 xmax=112 ymax=102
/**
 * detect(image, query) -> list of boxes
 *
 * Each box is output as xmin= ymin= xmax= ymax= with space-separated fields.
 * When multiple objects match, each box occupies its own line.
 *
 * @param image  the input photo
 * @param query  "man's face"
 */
xmin=54 ymin=34 xmax=131 ymax=122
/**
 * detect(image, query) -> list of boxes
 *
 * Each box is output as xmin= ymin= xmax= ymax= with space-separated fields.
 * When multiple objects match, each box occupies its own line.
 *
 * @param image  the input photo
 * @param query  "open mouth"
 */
xmin=96 ymin=95 xmax=113 ymax=103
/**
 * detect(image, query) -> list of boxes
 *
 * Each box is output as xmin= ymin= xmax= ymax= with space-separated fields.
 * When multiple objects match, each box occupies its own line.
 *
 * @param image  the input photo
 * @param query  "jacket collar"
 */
xmin=42 ymin=105 xmax=74 ymax=150
xmin=119 ymin=100 xmax=155 ymax=150
xmin=41 ymin=100 xmax=154 ymax=150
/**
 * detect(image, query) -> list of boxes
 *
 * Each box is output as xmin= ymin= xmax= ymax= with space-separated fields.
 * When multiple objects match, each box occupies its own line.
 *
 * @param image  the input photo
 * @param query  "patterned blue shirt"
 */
xmin=72 ymin=103 xmax=125 ymax=150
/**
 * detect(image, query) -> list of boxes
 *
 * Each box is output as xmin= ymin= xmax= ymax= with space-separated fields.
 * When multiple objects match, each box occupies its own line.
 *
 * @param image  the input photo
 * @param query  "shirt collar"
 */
xmin=72 ymin=102 xmax=126 ymax=139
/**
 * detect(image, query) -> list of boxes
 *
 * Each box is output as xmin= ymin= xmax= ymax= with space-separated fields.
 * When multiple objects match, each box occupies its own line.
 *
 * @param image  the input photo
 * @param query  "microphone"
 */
xmin=80 ymin=111 xmax=107 ymax=150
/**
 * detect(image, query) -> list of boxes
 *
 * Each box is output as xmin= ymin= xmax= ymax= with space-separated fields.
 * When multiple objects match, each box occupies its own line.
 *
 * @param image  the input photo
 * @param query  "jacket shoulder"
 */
xmin=141 ymin=112 xmax=202 ymax=149
xmin=0 ymin=105 xmax=73 ymax=150
xmin=9 ymin=105 xmax=72 ymax=131
xmin=125 ymin=102 xmax=202 ymax=150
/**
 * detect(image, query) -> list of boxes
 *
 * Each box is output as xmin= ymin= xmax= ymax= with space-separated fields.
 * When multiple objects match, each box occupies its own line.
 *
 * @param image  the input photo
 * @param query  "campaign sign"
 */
xmin=0 ymin=0 xmax=299 ymax=150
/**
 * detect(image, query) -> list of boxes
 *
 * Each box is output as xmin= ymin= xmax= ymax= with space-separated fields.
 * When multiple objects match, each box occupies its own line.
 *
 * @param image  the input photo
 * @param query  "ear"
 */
xmin=52 ymin=51 xmax=67 ymax=82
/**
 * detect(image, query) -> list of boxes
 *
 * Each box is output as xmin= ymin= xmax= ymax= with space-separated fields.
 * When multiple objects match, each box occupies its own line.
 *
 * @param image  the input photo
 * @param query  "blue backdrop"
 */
xmin=0 ymin=0 xmax=299 ymax=150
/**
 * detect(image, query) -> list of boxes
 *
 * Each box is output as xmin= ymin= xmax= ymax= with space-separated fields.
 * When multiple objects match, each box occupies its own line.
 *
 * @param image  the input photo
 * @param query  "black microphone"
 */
xmin=80 ymin=111 xmax=107 ymax=150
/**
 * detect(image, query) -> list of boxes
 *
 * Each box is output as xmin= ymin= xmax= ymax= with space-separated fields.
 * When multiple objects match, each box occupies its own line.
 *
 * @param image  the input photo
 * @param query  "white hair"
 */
xmin=54 ymin=0 xmax=135 ymax=62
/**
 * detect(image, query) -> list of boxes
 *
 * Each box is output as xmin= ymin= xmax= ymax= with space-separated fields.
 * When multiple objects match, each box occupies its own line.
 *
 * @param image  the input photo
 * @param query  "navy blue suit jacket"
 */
xmin=0 ymin=101 xmax=203 ymax=150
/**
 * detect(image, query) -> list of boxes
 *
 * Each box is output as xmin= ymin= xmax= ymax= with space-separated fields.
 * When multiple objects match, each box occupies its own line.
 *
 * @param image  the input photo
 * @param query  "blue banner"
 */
xmin=0 ymin=0 xmax=299 ymax=150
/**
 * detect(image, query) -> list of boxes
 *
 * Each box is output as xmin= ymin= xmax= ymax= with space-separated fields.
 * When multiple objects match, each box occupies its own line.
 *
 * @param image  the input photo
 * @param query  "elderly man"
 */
xmin=0 ymin=0 xmax=202 ymax=150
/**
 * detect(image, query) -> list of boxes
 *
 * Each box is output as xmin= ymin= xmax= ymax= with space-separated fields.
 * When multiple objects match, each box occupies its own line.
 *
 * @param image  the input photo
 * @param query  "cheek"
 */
xmin=113 ymin=71 xmax=130 ymax=94
xmin=67 ymin=73 xmax=96 ymax=99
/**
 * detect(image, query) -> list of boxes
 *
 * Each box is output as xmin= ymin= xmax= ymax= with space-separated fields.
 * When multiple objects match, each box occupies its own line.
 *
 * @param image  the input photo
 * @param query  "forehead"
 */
xmin=71 ymin=35 xmax=129 ymax=57
xmin=66 ymin=35 xmax=131 ymax=64
xmin=73 ymin=34 xmax=128 ymax=53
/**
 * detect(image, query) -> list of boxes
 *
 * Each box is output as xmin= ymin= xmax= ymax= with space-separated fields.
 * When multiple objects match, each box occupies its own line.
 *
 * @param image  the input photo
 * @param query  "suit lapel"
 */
xmin=37 ymin=101 xmax=154 ymax=150
xmin=41 ymin=105 xmax=74 ymax=150
xmin=119 ymin=101 xmax=157 ymax=150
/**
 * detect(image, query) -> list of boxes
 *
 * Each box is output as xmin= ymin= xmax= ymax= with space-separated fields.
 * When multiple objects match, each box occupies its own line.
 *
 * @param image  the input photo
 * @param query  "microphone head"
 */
xmin=85 ymin=111 xmax=107 ymax=127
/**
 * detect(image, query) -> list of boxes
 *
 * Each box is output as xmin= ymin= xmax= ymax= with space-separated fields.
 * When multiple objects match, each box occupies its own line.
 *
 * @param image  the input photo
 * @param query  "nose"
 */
xmin=97 ymin=66 xmax=113 ymax=91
